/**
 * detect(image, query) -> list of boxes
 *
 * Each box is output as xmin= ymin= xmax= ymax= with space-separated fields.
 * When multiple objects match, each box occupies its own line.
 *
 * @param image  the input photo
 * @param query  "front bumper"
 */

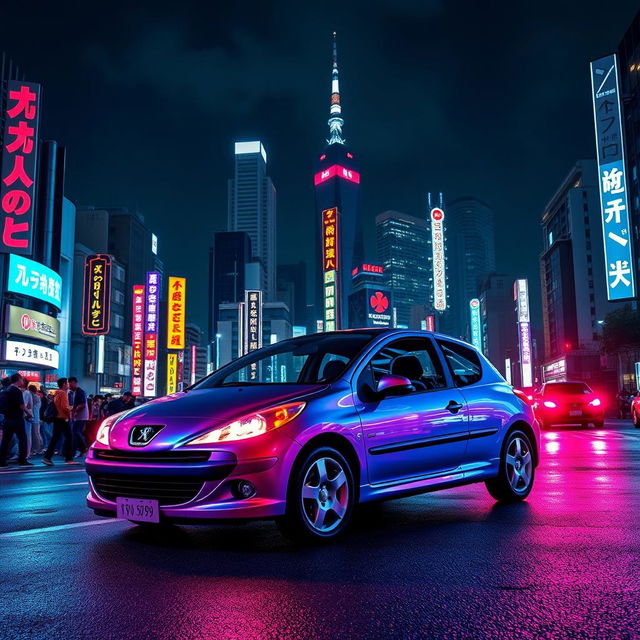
xmin=86 ymin=436 xmax=302 ymax=521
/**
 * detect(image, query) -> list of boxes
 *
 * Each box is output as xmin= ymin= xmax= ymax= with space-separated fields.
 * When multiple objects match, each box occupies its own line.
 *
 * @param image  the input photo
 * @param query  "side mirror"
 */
xmin=376 ymin=374 xmax=414 ymax=397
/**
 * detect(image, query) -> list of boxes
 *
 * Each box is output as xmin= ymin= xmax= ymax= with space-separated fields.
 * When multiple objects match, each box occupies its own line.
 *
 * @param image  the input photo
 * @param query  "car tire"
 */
xmin=277 ymin=446 xmax=355 ymax=543
xmin=485 ymin=429 xmax=535 ymax=502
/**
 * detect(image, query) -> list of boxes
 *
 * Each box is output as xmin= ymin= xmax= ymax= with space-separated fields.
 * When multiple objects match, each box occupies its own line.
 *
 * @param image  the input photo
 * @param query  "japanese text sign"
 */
xmin=166 ymin=352 xmax=178 ymax=394
xmin=430 ymin=207 xmax=447 ymax=311
xmin=143 ymin=271 xmax=161 ymax=397
xmin=7 ymin=253 xmax=62 ymax=309
xmin=4 ymin=338 xmax=59 ymax=369
xmin=469 ymin=298 xmax=482 ymax=352
xmin=167 ymin=277 xmax=186 ymax=349
xmin=0 ymin=81 xmax=41 ymax=255
xmin=322 ymin=207 xmax=339 ymax=272
xmin=591 ymin=54 xmax=635 ymax=300
xmin=243 ymin=290 xmax=263 ymax=381
xmin=82 ymin=254 xmax=112 ymax=335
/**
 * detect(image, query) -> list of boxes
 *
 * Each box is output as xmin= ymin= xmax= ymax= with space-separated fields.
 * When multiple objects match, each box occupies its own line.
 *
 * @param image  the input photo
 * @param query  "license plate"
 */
xmin=569 ymin=410 xmax=582 ymax=417
xmin=116 ymin=497 xmax=160 ymax=523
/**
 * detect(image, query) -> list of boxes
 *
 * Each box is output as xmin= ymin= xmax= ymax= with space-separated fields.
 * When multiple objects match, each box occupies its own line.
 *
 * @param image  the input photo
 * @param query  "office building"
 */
xmin=208 ymin=231 xmax=252 ymax=342
xmin=446 ymin=197 xmax=497 ymax=339
xmin=376 ymin=211 xmax=429 ymax=328
xmin=540 ymin=160 xmax=622 ymax=386
xmin=228 ymin=141 xmax=276 ymax=300
xmin=71 ymin=207 xmax=163 ymax=393
xmin=0 ymin=58 xmax=74 ymax=384
xmin=277 ymin=262 xmax=307 ymax=329
xmin=478 ymin=274 xmax=519 ymax=378
xmin=314 ymin=34 xmax=363 ymax=329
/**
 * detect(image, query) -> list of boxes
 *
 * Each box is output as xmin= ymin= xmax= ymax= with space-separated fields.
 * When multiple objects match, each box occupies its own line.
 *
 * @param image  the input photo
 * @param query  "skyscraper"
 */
xmin=208 ymin=231 xmax=252 ymax=343
xmin=446 ymin=197 xmax=497 ymax=338
xmin=314 ymin=34 xmax=362 ymax=329
xmin=376 ymin=211 xmax=429 ymax=328
xmin=228 ymin=141 xmax=276 ymax=299
xmin=539 ymin=160 xmax=622 ymax=385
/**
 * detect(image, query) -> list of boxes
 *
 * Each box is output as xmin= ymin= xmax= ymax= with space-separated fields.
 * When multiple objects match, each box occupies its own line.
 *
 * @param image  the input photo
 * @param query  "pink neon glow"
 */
xmin=314 ymin=164 xmax=361 ymax=186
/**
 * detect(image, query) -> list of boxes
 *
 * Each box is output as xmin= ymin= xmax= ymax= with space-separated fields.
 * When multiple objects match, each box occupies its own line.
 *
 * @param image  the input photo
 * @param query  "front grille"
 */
xmin=94 ymin=450 xmax=211 ymax=463
xmin=91 ymin=474 xmax=204 ymax=506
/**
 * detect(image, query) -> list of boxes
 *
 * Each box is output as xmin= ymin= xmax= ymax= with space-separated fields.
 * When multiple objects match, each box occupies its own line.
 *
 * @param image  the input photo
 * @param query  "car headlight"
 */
xmin=187 ymin=402 xmax=306 ymax=445
xmin=94 ymin=412 xmax=127 ymax=446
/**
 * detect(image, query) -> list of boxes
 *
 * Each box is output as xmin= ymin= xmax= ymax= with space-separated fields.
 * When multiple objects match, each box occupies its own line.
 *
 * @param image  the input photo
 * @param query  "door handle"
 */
xmin=446 ymin=400 xmax=463 ymax=414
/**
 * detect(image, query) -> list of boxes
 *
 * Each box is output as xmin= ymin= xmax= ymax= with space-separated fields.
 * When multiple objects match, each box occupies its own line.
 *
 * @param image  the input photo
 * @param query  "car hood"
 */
xmin=107 ymin=385 xmax=325 ymax=450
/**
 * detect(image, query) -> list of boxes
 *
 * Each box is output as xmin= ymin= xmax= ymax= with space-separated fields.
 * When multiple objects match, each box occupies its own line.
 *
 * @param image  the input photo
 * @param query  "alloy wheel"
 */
xmin=505 ymin=435 xmax=533 ymax=494
xmin=300 ymin=456 xmax=349 ymax=533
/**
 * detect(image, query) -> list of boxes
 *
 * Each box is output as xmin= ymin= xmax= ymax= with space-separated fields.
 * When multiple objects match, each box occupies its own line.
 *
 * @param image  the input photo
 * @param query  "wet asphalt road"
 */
xmin=1 ymin=421 xmax=639 ymax=640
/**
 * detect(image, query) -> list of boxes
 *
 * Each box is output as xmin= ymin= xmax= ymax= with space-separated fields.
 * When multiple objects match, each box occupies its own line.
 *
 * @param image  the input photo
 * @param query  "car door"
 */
xmin=353 ymin=336 xmax=469 ymax=486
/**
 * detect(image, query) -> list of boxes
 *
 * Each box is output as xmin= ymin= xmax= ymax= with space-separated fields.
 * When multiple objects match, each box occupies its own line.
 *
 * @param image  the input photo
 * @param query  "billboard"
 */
xmin=322 ymin=207 xmax=339 ymax=331
xmin=425 ymin=315 xmax=435 ymax=332
xmin=515 ymin=278 xmax=533 ymax=388
xmin=4 ymin=339 xmax=59 ymax=369
xmin=143 ymin=271 xmax=160 ymax=397
xmin=469 ymin=298 xmax=482 ymax=352
xmin=7 ymin=254 xmax=62 ymax=309
xmin=349 ymin=287 xmax=393 ymax=328
xmin=166 ymin=352 xmax=178 ymax=394
xmin=591 ymin=54 xmax=635 ymax=301
xmin=167 ymin=277 xmax=186 ymax=349
xmin=0 ymin=81 xmax=41 ymax=255
xmin=430 ymin=207 xmax=447 ymax=311
xmin=314 ymin=165 xmax=360 ymax=186
xmin=243 ymin=290 xmax=262 ymax=381
xmin=81 ymin=254 xmax=112 ymax=335
xmin=5 ymin=305 xmax=60 ymax=345
xmin=131 ymin=284 xmax=145 ymax=396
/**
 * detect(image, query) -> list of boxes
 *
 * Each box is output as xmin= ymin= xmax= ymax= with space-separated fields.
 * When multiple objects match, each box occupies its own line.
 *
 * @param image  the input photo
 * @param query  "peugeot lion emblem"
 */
xmin=129 ymin=425 xmax=163 ymax=447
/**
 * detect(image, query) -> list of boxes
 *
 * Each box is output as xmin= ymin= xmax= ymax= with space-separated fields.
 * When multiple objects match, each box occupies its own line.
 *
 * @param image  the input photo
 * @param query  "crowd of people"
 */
xmin=0 ymin=372 xmax=137 ymax=468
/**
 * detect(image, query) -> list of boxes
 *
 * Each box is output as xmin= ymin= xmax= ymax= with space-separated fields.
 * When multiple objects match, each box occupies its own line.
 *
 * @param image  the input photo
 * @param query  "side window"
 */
xmin=358 ymin=337 xmax=447 ymax=396
xmin=317 ymin=353 xmax=349 ymax=380
xmin=437 ymin=340 xmax=482 ymax=387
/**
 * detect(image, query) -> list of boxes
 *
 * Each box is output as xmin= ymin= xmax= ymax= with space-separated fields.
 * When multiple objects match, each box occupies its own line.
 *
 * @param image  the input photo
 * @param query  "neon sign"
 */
xmin=515 ymin=278 xmax=533 ymax=387
xmin=0 ymin=81 xmax=41 ymax=254
xmin=469 ymin=298 xmax=482 ymax=352
xmin=82 ymin=254 xmax=112 ymax=335
xmin=430 ymin=207 xmax=447 ymax=311
xmin=143 ymin=271 xmax=161 ymax=397
xmin=314 ymin=164 xmax=361 ymax=186
xmin=322 ymin=207 xmax=340 ymax=331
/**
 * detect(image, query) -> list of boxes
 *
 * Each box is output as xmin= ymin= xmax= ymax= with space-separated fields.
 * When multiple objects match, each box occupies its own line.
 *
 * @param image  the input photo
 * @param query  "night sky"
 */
xmin=1 ymin=1 xmax=638 ymax=332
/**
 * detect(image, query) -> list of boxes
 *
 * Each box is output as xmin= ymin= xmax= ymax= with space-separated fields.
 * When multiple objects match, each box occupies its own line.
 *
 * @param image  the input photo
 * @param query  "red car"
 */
xmin=534 ymin=381 xmax=604 ymax=429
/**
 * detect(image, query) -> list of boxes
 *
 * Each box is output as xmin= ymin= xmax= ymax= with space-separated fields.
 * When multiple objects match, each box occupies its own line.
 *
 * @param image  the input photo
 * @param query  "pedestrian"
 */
xmin=28 ymin=385 xmax=42 ymax=457
xmin=68 ymin=377 xmax=89 ymax=457
xmin=101 ymin=394 xmax=112 ymax=418
xmin=22 ymin=381 xmax=34 ymax=457
xmin=0 ymin=373 xmax=32 ymax=468
xmin=38 ymin=389 xmax=52 ymax=451
xmin=43 ymin=378 xmax=80 ymax=466
xmin=107 ymin=391 xmax=135 ymax=416
xmin=0 ymin=377 xmax=12 ymax=459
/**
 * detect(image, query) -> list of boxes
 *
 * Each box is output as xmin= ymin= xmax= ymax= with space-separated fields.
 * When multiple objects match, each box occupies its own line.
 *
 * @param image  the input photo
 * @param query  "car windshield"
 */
xmin=194 ymin=333 xmax=378 ymax=388
xmin=544 ymin=382 xmax=592 ymax=395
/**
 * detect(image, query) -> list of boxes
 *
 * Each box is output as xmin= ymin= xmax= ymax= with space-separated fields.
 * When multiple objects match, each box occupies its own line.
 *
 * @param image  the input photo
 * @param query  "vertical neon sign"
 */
xmin=430 ymin=207 xmax=447 ymax=311
xmin=322 ymin=207 xmax=339 ymax=331
xmin=515 ymin=278 xmax=533 ymax=388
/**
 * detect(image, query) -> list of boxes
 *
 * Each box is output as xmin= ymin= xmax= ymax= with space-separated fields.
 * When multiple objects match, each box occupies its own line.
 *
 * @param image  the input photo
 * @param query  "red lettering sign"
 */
xmin=0 ymin=81 xmax=41 ymax=254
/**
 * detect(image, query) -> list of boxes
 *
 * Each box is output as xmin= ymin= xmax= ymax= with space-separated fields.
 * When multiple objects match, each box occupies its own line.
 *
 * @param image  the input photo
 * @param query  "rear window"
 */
xmin=437 ymin=340 xmax=482 ymax=387
xmin=544 ymin=382 xmax=592 ymax=395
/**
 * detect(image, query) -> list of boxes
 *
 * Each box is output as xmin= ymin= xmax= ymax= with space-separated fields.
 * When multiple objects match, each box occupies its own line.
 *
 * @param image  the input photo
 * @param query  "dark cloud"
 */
xmin=0 ymin=0 xmax=637 ymax=332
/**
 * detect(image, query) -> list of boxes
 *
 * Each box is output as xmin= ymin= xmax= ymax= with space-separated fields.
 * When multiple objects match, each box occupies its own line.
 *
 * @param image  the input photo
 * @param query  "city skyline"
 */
xmin=1 ymin=2 xmax=637 ymax=333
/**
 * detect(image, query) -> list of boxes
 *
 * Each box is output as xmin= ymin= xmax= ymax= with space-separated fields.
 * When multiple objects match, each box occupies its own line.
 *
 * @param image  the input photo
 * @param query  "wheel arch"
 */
xmin=287 ymin=433 xmax=361 ymax=503
xmin=505 ymin=420 xmax=539 ymax=467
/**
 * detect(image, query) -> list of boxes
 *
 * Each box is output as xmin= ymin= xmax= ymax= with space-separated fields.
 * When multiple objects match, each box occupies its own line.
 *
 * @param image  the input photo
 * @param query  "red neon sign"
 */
xmin=314 ymin=164 xmax=361 ymax=186
xmin=0 ymin=81 xmax=41 ymax=254
xmin=425 ymin=315 xmax=435 ymax=332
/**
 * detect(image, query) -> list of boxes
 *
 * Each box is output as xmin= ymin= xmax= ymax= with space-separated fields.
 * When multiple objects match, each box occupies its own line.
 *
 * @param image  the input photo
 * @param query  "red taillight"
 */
xmin=513 ymin=389 xmax=533 ymax=405
xmin=543 ymin=400 xmax=557 ymax=408
xmin=589 ymin=398 xmax=602 ymax=407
